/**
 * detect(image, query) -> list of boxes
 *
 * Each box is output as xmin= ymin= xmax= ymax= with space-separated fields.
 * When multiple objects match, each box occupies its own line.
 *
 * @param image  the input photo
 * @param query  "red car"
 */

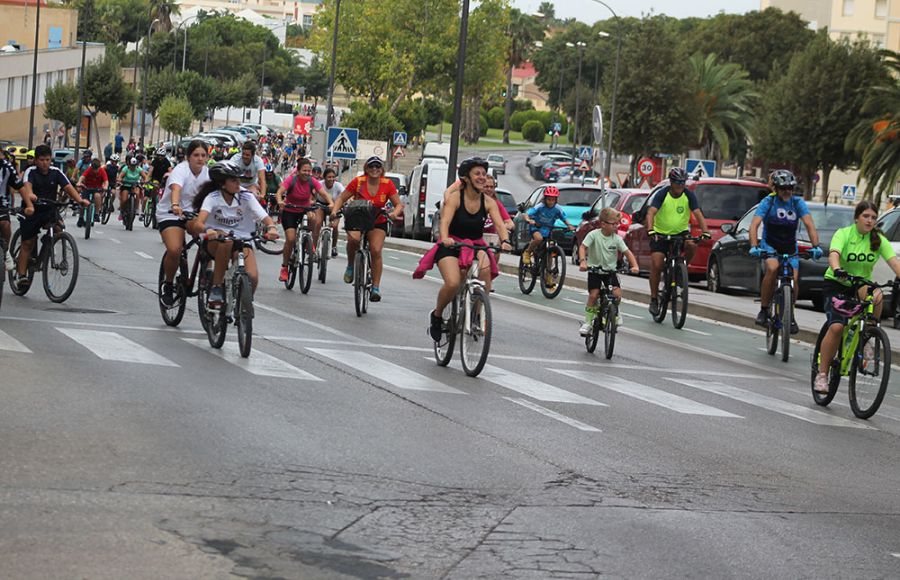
xmin=624 ymin=177 xmax=770 ymax=278
xmin=541 ymin=161 xmax=574 ymax=181
xmin=573 ymin=189 xmax=650 ymax=256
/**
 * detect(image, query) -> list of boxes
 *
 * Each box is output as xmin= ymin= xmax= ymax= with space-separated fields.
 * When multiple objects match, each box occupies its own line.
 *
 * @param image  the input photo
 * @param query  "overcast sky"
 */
xmin=511 ymin=0 xmax=759 ymax=22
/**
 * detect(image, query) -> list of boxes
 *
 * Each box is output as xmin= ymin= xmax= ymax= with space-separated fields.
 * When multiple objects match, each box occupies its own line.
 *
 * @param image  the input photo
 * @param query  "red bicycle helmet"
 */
xmin=544 ymin=185 xmax=560 ymax=198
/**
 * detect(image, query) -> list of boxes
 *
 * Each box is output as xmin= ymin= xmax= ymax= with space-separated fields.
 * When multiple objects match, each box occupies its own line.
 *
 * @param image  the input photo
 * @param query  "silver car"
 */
xmin=487 ymin=154 xmax=506 ymax=175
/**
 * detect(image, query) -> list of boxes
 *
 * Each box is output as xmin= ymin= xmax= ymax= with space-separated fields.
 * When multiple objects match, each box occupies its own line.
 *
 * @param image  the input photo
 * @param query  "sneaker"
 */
xmin=755 ymin=308 xmax=768 ymax=326
xmin=579 ymin=322 xmax=592 ymax=336
xmin=331 ymin=247 xmax=338 ymax=258
xmin=814 ymin=372 xmax=830 ymax=394
xmin=94 ymin=214 xmax=101 ymax=223
xmin=616 ymin=315 xmax=623 ymax=326
xmin=522 ymin=250 xmax=532 ymax=266
xmin=207 ymin=285 xmax=224 ymax=307
xmin=649 ymin=298 xmax=659 ymax=316
xmin=15 ymin=274 xmax=31 ymax=292
xmin=117 ymin=214 xmax=123 ymax=222
xmin=343 ymin=266 xmax=354 ymax=284
xmin=4 ymin=251 xmax=14 ymax=272
xmin=76 ymin=216 xmax=84 ymax=228
xmin=790 ymin=319 xmax=799 ymax=335
xmin=369 ymin=286 xmax=381 ymax=302
xmin=279 ymin=266 xmax=289 ymax=282
xmin=161 ymin=282 xmax=175 ymax=307
xmin=429 ymin=310 xmax=444 ymax=342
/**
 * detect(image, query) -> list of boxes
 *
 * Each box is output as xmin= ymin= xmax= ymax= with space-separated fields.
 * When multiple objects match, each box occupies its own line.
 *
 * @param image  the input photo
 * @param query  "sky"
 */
xmin=512 ymin=0 xmax=759 ymax=22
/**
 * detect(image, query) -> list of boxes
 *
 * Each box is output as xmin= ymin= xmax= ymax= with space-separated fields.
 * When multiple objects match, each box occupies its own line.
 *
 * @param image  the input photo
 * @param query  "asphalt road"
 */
xmin=2 ymin=196 xmax=900 ymax=578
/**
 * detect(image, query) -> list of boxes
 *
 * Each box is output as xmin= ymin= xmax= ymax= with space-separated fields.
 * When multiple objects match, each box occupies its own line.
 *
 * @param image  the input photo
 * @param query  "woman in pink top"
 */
xmin=274 ymin=157 xmax=333 ymax=282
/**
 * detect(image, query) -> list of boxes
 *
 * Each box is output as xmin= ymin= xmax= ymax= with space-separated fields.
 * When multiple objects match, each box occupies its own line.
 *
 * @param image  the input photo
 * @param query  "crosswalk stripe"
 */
xmin=667 ymin=378 xmax=872 ymax=429
xmin=505 ymin=398 xmax=601 ymax=432
xmin=0 ymin=328 xmax=32 ymax=353
xmin=552 ymin=369 xmax=741 ymax=417
xmin=476 ymin=364 xmax=606 ymax=406
xmin=183 ymin=338 xmax=321 ymax=380
xmin=58 ymin=328 xmax=178 ymax=366
xmin=311 ymin=348 xmax=464 ymax=394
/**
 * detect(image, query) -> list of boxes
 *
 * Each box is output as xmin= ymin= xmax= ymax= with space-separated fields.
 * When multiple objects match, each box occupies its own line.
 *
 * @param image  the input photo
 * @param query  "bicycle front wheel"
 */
xmin=585 ymin=311 xmax=600 ymax=354
xmin=300 ymin=235 xmax=314 ymax=294
xmin=811 ymin=322 xmax=841 ymax=406
xmin=142 ymin=201 xmax=153 ymax=227
xmin=158 ymin=255 xmax=188 ymax=327
xmin=604 ymin=302 xmax=618 ymax=360
xmin=84 ymin=205 xmax=93 ymax=240
xmin=848 ymin=325 xmax=891 ymax=419
xmin=101 ymin=194 xmax=113 ymax=224
xmin=255 ymin=223 xmax=285 ymax=255
xmin=517 ymin=253 xmax=536 ymax=294
xmin=124 ymin=196 xmax=135 ymax=231
xmin=539 ymin=243 xmax=566 ymax=299
xmin=206 ymin=290 xmax=228 ymax=349
xmin=459 ymin=286 xmax=492 ymax=377
xmin=652 ymin=269 xmax=669 ymax=323
xmin=318 ymin=230 xmax=330 ymax=283
xmin=42 ymin=232 xmax=79 ymax=303
xmin=780 ymin=286 xmax=791 ymax=363
xmin=285 ymin=242 xmax=298 ymax=290
xmin=236 ymin=273 xmax=254 ymax=358
xmin=354 ymin=250 xmax=368 ymax=317
xmin=765 ymin=299 xmax=779 ymax=355
xmin=670 ymin=260 xmax=688 ymax=329
xmin=433 ymin=298 xmax=457 ymax=366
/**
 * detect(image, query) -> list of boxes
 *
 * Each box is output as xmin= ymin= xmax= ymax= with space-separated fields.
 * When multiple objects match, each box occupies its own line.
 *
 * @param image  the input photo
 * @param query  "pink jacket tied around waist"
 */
xmin=413 ymin=235 xmax=500 ymax=280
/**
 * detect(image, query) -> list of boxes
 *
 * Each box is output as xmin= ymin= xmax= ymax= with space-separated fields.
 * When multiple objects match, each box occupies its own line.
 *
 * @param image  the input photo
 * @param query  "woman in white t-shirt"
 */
xmin=193 ymin=161 xmax=279 ymax=306
xmin=322 ymin=167 xmax=345 ymax=258
xmin=157 ymin=140 xmax=210 ymax=306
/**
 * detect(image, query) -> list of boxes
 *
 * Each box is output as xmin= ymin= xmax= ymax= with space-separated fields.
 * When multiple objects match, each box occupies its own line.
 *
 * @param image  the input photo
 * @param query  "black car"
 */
xmin=706 ymin=201 xmax=854 ymax=310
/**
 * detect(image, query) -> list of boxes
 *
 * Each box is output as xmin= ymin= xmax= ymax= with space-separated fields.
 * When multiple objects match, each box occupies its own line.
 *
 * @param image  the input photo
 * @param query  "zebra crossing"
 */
xmin=0 ymin=322 xmax=891 ymax=432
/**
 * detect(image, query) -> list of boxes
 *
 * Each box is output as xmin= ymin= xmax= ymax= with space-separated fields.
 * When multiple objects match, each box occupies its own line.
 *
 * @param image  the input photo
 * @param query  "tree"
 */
xmin=84 ymin=54 xmax=136 ymax=150
xmin=157 ymin=95 xmax=193 ymax=136
xmin=754 ymin=33 xmax=888 ymax=199
xmin=43 ymin=82 xmax=80 ymax=147
xmin=503 ymin=9 xmax=545 ymax=143
xmin=341 ymin=103 xmax=402 ymax=140
xmin=149 ymin=0 xmax=179 ymax=33
xmin=461 ymin=0 xmax=511 ymax=144
xmin=296 ymin=57 xmax=329 ymax=104
xmin=690 ymin=53 xmax=758 ymax=162
xmin=537 ymin=1 xmax=555 ymax=22
xmin=393 ymin=99 xmax=428 ymax=138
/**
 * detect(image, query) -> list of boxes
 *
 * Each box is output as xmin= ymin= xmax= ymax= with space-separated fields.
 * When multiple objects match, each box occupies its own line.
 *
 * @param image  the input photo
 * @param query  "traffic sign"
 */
xmin=592 ymin=105 xmax=603 ymax=144
xmin=392 ymin=131 xmax=407 ymax=146
xmin=685 ymin=158 xmax=716 ymax=178
xmin=637 ymin=157 xmax=657 ymax=177
xmin=578 ymin=160 xmax=591 ymax=172
xmin=578 ymin=146 xmax=593 ymax=160
xmin=327 ymin=126 xmax=359 ymax=160
xmin=842 ymin=184 xmax=857 ymax=201
xmin=552 ymin=122 xmax=562 ymax=133
xmin=392 ymin=145 xmax=405 ymax=158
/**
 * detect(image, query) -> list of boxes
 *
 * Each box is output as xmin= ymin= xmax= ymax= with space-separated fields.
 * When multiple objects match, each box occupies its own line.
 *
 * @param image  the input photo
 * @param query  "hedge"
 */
xmin=522 ymin=120 xmax=546 ymax=143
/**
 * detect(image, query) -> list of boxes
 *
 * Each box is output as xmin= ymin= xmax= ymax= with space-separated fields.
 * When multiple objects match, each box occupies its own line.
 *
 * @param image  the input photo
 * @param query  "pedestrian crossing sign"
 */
xmin=393 ymin=131 xmax=407 ymax=147
xmin=327 ymin=127 xmax=359 ymax=160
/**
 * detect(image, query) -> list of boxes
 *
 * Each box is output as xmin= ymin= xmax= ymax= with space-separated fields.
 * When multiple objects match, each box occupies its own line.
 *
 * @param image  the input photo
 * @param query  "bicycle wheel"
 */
xmin=84 ymin=205 xmax=93 ymax=240
xmin=235 ymin=273 xmax=254 ymax=358
xmin=604 ymin=302 xmax=618 ymax=360
xmin=300 ymin=234 xmax=314 ymax=294
xmin=585 ymin=307 xmax=600 ymax=354
xmin=318 ymin=230 xmax=330 ymax=283
xmin=780 ymin=286 xmax=791 ymax=363
xmin=765 ymin=299 xmax=779 ymax=355
xmin=0 ymin=240 xmax=5 ymax=311
xmin=6 ymin=230 xmax=33 ymax=297
xmin=42 ymin=231 xmax=79 ymax=303
xmin=433 ymin=298 xmax=457 ymax=366
xmin=459 ymin=286 xmax=492 ymax=377
xmin=811 ymin=323 xmax=841 ymax=406
xmin=158 ymin=255 xmax=188 ymax=327
xmin=539 ymin=243 xmax=566 ymax=299
xmin=848 ymin=325 xmax=891 ymax=419
xmin=670 ymin=260 xmax=689 ymax=329
xmin=652 ymin=268 xmax=669 ymax=323
xmin=353 ymin=250 xmax=367 ymax=317
xmin=255 ymin=222 xmax=285 ymax=255
xmin=124 ymin=196 xmax=135 ymax=231
xmin=517 ymin=253 xmax=537 ymax=294
xmin=142 ymin=200 xmax=153 ymax=228
xmin=197 ymin=263 xmax=211 ymax=333
xmin=206 ymin=285 xmax=228 ymax=349
xmin=100 ymin=193 xmax=113 ymax=224
xmin=285 ymin=242 xmax=298 ymax=290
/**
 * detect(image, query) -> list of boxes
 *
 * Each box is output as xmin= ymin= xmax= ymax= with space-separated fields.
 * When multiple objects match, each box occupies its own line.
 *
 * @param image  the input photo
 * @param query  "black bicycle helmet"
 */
xmin=771 ymin=169 xmax=797 ymax=189
xmin=82 ymin=148 xmax=93 ymax=157
xmin=457 ymin=156 xmax=489 ymax=179
xmin=668 ymin=167 xmax=688 ymax=182
xmin=208 ymin=160 xmax=243 ymax=183
xmin=364 ymin=156 xmax=383 ymax=168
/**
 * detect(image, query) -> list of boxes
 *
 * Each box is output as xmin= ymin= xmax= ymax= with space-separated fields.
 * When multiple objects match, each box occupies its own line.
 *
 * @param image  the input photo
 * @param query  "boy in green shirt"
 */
xmin=578 ymin=207 xmax=639 ymax=335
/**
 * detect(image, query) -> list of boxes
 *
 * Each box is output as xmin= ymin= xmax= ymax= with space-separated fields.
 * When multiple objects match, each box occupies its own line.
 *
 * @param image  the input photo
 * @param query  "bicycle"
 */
xmin=650 ymin=232 xmax=702 ymax=329
xmin=341 ymin=205 xmax=388 ymax=317
xmin=433 ymin=241 xmax=497 ymax=377
xmin=142 ymin=181 xmax=160 ymax=229
xmin=77 ymin=188 xmax=102 ymax=240
xmin=254 ymin=219 xmax=286 ymax=255
xmin=281 ymin=204 xmax=317 ymax=293
xmin=99 ymin=186 xmax=116 ymax=225
xmin=200 ymin=231 xmax=258 ymax=358
xmin=156 ymin=212 xmax=212 ymax=328
xmin=7 ymin=200 xmax=80 ymax=303
xmin=811 ymin=275 xmax=893 ymax=419
xmin=584 ymin=267 xmax=622 ymax=359
xmin=120 ymin=181 xmax=142 ymax=231
xmin=759 ymin=251 xmax=809 ymax=363
xmin=517 ymin=225 xmax=568 ymax=299
xmin=317 ymin=209 xmax=332 ymax=284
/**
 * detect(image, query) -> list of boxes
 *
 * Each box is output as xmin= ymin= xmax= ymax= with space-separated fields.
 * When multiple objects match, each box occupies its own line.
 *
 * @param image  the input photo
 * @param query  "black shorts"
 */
xmin=157 ymin=219 xmax=187 ymax=233
xmin=18 ymin=205 xmax=57 ymax=241
xmin=588 ymin=272 xmax=619 ymax=291
xmin=281 ymin=209 xmax=320 ymax=231
xmin=650 ymin=231 xmax=690 ymax=254
xmin=823 ymin=279 xmax=855 ymax=325
xmin=346 ymin=222 xmax=388 ymax=234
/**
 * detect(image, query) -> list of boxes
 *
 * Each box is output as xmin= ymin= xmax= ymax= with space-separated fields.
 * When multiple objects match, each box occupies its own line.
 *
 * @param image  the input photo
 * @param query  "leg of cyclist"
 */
xmin=648 ymin=251 xmax=665 ymax=315
xmin=331 ymin=215 xmax=340 ymax=256
xmin=757 ymin=258 xmax=778 ymax=326
xmin=307 ymin=210 xmax=321 ymax=254
xmin=816 ymin=322 xmax=844 ymax=392
xmin=476 ymin=249 xmax=492 ymax=292
xmin=344 ymin=230 xmax=361 ymax=284
xmin=367 ymin=226 xmax=387 ymax=301
xmin=160 ymin=226 xmax=185 ymax=283
xmin=432 ymin=256 xmax=462 ymax=340
xmin=867 ymin=286 xmax=884 ymax=318
xmin=242 ymin=247 xmax=259 ymax=292
xmin=207 ymin=239 xmax=233 ymax=305
xmin=523 ymin=230 xmax=543 ymax=265
xmin=0 ymin=218 xmax=11 ymax=271
xmin=581 ymin=283 xmax=601 ymax=335
xmin=683 ymin=238 xmax=697 ymax=263
xmin=281 ymin=226 xmax=297 ymax=282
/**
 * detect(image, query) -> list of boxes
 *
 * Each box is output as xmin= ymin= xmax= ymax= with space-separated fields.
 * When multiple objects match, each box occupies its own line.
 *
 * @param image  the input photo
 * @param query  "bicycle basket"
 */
xmin=344 ymin=200 xmax=377 ymax=231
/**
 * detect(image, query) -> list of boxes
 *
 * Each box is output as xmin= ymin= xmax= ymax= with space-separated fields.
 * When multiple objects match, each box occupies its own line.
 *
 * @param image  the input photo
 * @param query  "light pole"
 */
xmin=586 ymin=0 xmax=622 ymax=189
xmin=74 ymin=40 xmax=87 ymax=159
xmin=447 ymin=0 xmax=470 ymax=187
xmin=325 ymin=0 xmax=342 ymax=132
xmin=258 ymin=21 xmax=290 ymax=124
xmin=174 ymin=15 xmax=199 ymax=71
xmin=139 ymin=17 xmax=160 ymax=149
xmin=26 ymin=0 xmax=42 ymax=148
xmin=568 ymin=41 xmax=585 ymax=182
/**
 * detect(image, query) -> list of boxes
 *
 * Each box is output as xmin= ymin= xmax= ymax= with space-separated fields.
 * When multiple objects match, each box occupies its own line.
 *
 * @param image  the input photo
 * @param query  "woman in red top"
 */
xmin=275 ymin=157 xmax=333 ymax=283
xmin=331 ymin=156 xmax=404 ymax=302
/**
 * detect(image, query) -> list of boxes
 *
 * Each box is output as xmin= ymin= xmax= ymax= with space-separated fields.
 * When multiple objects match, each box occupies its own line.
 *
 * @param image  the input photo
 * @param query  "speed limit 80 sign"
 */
xmin=638 ymin=157 xmax=657 ymax=177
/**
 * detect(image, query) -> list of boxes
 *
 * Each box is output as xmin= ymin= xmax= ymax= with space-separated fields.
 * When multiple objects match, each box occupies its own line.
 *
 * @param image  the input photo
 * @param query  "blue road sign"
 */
xmin=552 ymin=122 xmax=562 ymax=133
xmin=327 ymin=127 xmax=359 ymax=160
xmin=685 ymin=158 xmax=716 ymax=178
xmin=841 ymin=184 xmax=857 ymax=201
xmin=578 ymin=146 xmax=593 ymax=160
xmin=392 ymin=131 xmax=407 ymax=147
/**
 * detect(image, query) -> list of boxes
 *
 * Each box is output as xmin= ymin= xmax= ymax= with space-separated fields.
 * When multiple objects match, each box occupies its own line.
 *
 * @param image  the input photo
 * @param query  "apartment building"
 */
xmin=175 ymin=0 xmax=322 ymax=30
xmin=761 ymin=0 xmax=899 ymax=51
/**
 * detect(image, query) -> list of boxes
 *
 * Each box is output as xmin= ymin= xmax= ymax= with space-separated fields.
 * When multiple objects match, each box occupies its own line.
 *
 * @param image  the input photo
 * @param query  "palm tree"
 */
xmin=149 ymin=0 xmax=180 ymax=33
xmin=847 ymin=50 xmax=900 ymax=206
xmin=690 ymin=53 xmax=757 ymax=162
xmin=503 ymin=9 xmax=545 ymax=143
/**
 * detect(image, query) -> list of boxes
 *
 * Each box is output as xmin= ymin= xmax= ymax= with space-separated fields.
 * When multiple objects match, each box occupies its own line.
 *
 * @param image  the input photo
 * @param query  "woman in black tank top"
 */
xmin=428 ymin=158 xmax=512 ymax=342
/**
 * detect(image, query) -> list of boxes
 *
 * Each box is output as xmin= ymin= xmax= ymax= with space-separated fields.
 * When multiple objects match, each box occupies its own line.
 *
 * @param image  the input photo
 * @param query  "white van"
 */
xmin=404 ymin=162 xmax=449 ymax=240
xmin=421 ymin=141 xmax=451 ymax=164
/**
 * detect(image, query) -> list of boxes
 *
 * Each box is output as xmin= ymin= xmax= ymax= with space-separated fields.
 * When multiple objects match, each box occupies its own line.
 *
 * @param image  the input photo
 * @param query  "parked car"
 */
xmin=222 ymin=125 xmax=260 ymax=140
xmin=487 ymin=154 xmax=507 ymax=175
xmin=526 ymin=151 xmax=574 ymax=179
xmin=511 ymin=183 xmax=603 ymax=254
xmin=422 ymin=141 xmax=451 ymax=163
xmin=210 ymin=129 xmax=247 ymax=144
xmin=197 ymin=133 xmax=239 ymax=148
xmin=548 ymin=166 xmax=597 ymax=184
xmin=706 ymin=202 xmax=854 ymax=309
xmin=874 ymin=207 xmax=900 ymax=308
xmin=239 ymin=123 xmax=273 ymax=137
xmin=573 ymin=189 xmax=650 ymax=255
xmin=541 ymin=161 xmax=574 ymax=181
xmin=384 ymin=171 xmax=409 ymax=236
xmin=403 ymin=161 xmax=449 ymax=240
xmin=626 ymin=177 xmax=771 ymax=278
xmin=430 ymin=187 xmax=518 ymax=242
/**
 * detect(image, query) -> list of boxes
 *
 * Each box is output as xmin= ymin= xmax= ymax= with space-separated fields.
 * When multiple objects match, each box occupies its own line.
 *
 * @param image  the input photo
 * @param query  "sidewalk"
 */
xmin=381 ymin=235 xmax=900 ymax=357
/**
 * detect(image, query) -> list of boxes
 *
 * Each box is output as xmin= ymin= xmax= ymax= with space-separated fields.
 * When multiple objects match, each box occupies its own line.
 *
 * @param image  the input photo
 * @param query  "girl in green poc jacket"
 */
xmin=814 ymin=201 xmax=900 ymax=393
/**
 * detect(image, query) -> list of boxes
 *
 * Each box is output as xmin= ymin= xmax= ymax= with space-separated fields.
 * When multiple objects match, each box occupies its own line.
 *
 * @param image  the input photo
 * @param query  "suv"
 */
xmin=625 ymin=177 xmax=770 ymax=277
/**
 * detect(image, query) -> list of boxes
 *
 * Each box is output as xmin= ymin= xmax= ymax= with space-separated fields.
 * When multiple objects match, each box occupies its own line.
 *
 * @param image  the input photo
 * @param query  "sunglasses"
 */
xmin=366 ymin=163 xmax=383 ymax=169
xmin=671 ymin=179 xmax=686 ymax=185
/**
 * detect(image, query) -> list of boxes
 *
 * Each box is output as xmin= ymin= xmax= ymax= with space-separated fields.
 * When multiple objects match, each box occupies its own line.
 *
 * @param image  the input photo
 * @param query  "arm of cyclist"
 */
xmin=439 ymin=190 xmax=459 ymax=247
xmin=484 ymin=196 xmax=512 ymax=251
xmin=256 ymin=168 xmax=266 ymax=197
xmin=169 ymin=183 xmax=185 ymax=217
xmin=274 ymin=182 xmax=288 ymax=211
xmin=330 ymin=188 xmax=352 ymax=219
xmin=314 ymin=184 xmax=334 ymax=211
xmin=20 ymin=182 xmax=36 ymax=215
xmin=691 ymin=208 xmax=711 ymax=239
xmin=645 ymin=206 xmax=658 ymax=237
xmin=624 ymin=248 xmax=639 ymax=273
xmin=386 ymin=192 xmax=404 ymax=221
xmin=63 ymin=182 xmax=89 ymax=207
xmin=799 ymin=213 xmax=823 ymax=258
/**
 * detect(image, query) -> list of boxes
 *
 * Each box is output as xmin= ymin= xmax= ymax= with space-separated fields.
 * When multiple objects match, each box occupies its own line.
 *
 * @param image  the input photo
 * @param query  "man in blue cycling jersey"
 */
xmin=522 ymin=185 xmax=574 ymax=265
xmin=749 ymin=169 xmax=822 ymax=333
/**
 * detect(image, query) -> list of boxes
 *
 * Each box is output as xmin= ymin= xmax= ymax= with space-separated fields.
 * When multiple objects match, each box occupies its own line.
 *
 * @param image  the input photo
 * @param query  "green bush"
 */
xmin=514 ymin=99 xmax=535 ymax=112
xmin=510 ymin=109 xmax=542 ymax=132
xmin=486 ymin=106 xmax=505 ymax=129
xmin=342 ymin=104 xmax=403 ymax=140
xmin=480 ymin=114 xmax=489 ymax=136
xmin=522 ymin=120 xmax=546 ymax=143
xmin=394 ymin=99 xmax=427 ymax=138
xmin=537 ymin=111 xmax=567 ymax=134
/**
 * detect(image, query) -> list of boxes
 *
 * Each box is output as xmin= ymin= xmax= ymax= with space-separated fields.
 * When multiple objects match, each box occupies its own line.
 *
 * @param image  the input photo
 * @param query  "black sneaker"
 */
xmin=331 ymin=247 xmax=338 ymax=258
xmin=208 ymin=285 xmax=225 ymax=307
xmin=94 ymin=214 xmax=101 ymax=223
xmin=790 ymin=319 xmax=799 ymax=335
xmin=161 ymin=282 xmax=176 ymax=307
xmin=648 ymin=298 xmax=659 ymax=316
xmin=755 ymin=309 xmax=768 ymax=326
xmin=429 ymin=310 xmax=443 ymax=342
xmin=76 ymin=216 xmax=84 ymax=228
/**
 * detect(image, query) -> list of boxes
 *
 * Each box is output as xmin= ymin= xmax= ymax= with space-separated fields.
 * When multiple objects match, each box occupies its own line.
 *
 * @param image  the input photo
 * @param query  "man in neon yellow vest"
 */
xmin=645 ymin=167 xmax=711 ymax=316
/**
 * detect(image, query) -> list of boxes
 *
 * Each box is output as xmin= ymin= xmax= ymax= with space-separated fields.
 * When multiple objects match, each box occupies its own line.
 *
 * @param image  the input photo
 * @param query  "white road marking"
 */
xmin=58 ymin=328 xmax=178 ymax=366
xmin=621 ymin=312 xmax=641 ymax=319
xmin=505 ymin=397 xmax=601 ymax=432
xmin=388 ymin=255 xmax=400 ymax=260
xmin=684 ymin=328 xmax=712 ymax=336
xmin=0 ymin=328 xmax=32 ymax=353
xmin=475 ymin=364 xmax=606 ymax=406
xmin=563 ymin=297 xmax=582 ymax=304
xmin=891 ymin=553 xmax=900 ymax=559
xmin=134 ymin=251 xmax=154 ymax=260
xmin=311 ymin=348 xmax=464 ymax=394
xmin=255 ymin=302 xmax=371 ymax=345
xmin=1 ymin=315 xmax=205 ymax=334
xmin=553 ymin=369 xmax=741 ymax=417
xmin=108 ymin=238 xmax=122 ymax=245
xmin=183 ymin=338 xmax=321 ymax=380
xmin=668 ymin=378 xmax=873 ymax=429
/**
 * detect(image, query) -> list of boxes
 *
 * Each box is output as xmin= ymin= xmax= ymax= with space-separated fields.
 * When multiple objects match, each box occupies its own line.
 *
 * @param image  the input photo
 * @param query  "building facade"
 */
xmin=761 ymin=0 xmax=900 ymax=51
xmin=174 ymin=0 xmax=322 ymax=30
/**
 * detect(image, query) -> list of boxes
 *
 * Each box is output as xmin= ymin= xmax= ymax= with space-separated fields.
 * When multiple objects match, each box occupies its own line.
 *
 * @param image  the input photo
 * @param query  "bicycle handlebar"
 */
xmin=838 ymin=273 xmax=896 ymax=290
xmin=585 ymin=266 xmax=627 ymax=275
xmin=649 ymin=232 xmax=704 ymax=242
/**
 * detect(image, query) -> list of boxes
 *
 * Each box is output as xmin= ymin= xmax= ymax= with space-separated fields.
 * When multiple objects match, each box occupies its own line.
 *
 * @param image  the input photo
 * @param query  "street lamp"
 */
xmin=26 ymin=0 xmax=42 ymax=148
xmin=174 ymin=15 xmax=199 ymax=72
xmin=585 ymin=0 xmax=622 ymax=196
xmin=568 ymin=41 xmax=586 ymax=183
xmin=139 ymin=17 xmax=160 ymax=148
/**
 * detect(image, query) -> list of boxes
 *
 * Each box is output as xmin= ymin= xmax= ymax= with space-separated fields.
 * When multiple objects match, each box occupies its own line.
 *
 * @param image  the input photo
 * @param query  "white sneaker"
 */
xmin=579 ymin=322 xmax=592 ymax=336
xmin=4 ymin=251 xmax=14 ymax=272
xmin=814 ymin=372 xmax=830 ymax=394
xmin=616 ymin=315 xmax=623 ymax=327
